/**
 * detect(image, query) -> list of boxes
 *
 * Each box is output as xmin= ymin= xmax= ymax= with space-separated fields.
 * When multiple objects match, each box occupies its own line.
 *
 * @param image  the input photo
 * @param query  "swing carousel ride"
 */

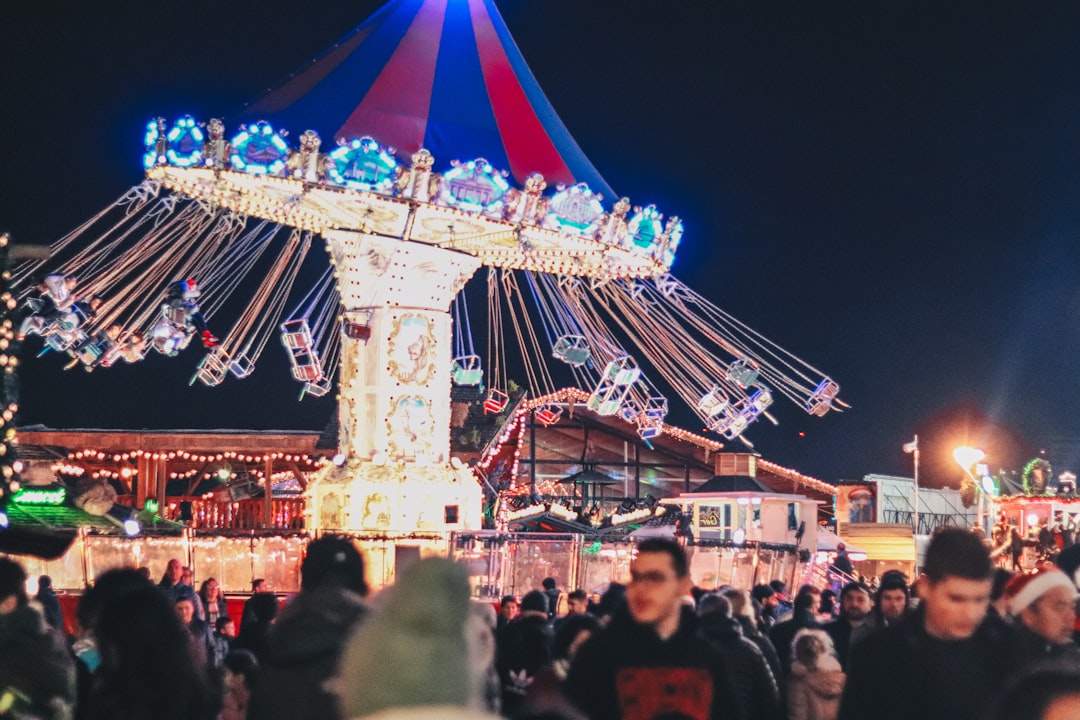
xmin=11 ymin=0 xmax=845 ymax=553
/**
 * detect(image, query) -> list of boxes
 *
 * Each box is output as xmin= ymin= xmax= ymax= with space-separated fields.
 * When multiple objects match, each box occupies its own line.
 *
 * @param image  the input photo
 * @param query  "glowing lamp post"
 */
xmin=954 ymin=446 xmax=989 ymax=537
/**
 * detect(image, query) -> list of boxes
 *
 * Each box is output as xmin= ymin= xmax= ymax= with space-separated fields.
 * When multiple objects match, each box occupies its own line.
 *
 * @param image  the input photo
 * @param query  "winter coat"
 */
xmin=700 ymin=613 xmax=781 ymax=720
xmin=564 ymin=606 xmax=744 ymax=720
xmin=35 ymin=587 xmax=66 ymax=633
xmin=787 ymin=658 xmax=844 ymax=720
xmin=495 ymin=612 xmax=553 ymax=717
xmin=738 ymin=615 xmax=784 ymax=684
xmin=769 ymin=610 xmax=820 ymax=677
xmin=249 ymin=586 xmax=368 ymax=720
xmin=0 ymin=603 xmax=76 ymax=720
xmin=837 ymin=606 xmax=1023 ymax=720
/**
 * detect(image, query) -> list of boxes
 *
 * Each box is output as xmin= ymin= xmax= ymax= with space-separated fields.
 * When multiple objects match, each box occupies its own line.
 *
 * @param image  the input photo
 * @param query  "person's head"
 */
xmin=750 ymin=584 xmax=777 ymax=609
xmin=697 ymin=592 xmax=732 ymax=619
xmin=542 ymin=577 xmax=557 ymax=591
xmin=794 ymin=587 xmax=821 ymax=615
xmin=301 ymin=535 xmax=368 ymax=596
xmin=251 ymin=579 xmax=267 ymax=593
xmin=917 ymin=528 xmax=994 ymax=640
xmin=628 ymin=539 xmax=692 ymax=636
xmin=180 ymin=566 xmax=194 ymax=586
xmin=837 ymin=542 xmax=846 ymax=552
xmin=499 ymin=595 xmax=519 ymax=620
xmin=567 ymin=589 xmax=588 ymax=615
xmin=839 ymin=582 xmax=872 ymax=623
xmin=78 ymin=568 xmax=153 ymax=635
xmin=791 ymin=628 xmax=836 ymax=671
xmin=992 ymin=669 xmax=1080 ymax=720
xmin=175 ymin=597 xmax=196 ymax=625
xmin=216 ymin=616 xmax=236 ymax=638
xmin=0 ymin=558 xmax=28 ymax=614
xmin=199 ymin=578 xmax=221 ymax=602
xmin=1006 ymin=568 xmax=1078 ymax=645
xmin=769 ymin=580 xmax=788 ymax=598
xmin=596 ymin=582 xmax=626 ymax=620
xmin=243 ymin=593 xmax=279 ymax=626
xmin=38 ymin=575 xmax=53 ymax=591
xmin=520 ymin=590 xmax=549 ymax=617
xmin=223 ymin=648 xmax=259 ymax=691
xmin=164 ymin=558 xmax=183 ymax=584
xmin=876 ymin=573 xmax=910 ymax=624
xmin=819 ymin=588 xmax=836 ymax=614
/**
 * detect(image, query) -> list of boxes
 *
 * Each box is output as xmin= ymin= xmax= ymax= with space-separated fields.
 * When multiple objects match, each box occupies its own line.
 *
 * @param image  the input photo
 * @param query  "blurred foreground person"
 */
xmin=336 ymin=558 xmax=501 ymax=720
xmin=0 ymin=558 xmax=75 ymax=720
xmin=699 ymin=592 xmax=780 ymax=720
xmin=250 ymin=536 xmax=369 ymax=720
xmin=563 ymin=538 xmax=741 ymax=720
xmin=86 ymin=584 xmax=215 ymax=720
xmin=1004 ymin=566 xmax=1080 ymax=667
xmin=838 ymin=528 xmax=1020 ymax=720
xmin=991 ymin=669 xmax=1080 ymax=720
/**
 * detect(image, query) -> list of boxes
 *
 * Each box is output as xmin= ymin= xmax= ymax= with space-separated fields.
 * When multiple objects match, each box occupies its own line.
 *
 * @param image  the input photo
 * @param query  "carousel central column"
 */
xmin=305 ymin=230 xmax=483 ymax=559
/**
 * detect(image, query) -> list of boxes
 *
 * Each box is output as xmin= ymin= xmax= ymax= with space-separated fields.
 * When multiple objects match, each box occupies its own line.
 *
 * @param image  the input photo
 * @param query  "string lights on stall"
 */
xmin=0 ymin=233 xmax=21 ymax=527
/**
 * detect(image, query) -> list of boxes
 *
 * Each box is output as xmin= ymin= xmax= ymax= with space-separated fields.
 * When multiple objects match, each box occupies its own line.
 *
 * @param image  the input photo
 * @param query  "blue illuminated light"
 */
xmin=230 ymin=121 xmax=289 ymax=176
xmin=143 ymin=120 xmax=162 ymax=169
xmin=626 ymin=205 xmax=664 ymax=254
xmin=165 ymin=115 xmax=205 ymax=168
xmin=327 ymin=137 xmax=399 ymax=191
xmin=0 ymin=510 xmax=8 ymax=530
xmin=545 ymin=183 xmax=604 ymax=237
xmin=439 ymin=159 xmax=511 ymax=215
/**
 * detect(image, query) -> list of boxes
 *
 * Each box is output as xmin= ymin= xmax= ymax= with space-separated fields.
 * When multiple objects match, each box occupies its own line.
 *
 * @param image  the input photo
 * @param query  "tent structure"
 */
xmin=240 ymin=0 xmax=615 ymax=198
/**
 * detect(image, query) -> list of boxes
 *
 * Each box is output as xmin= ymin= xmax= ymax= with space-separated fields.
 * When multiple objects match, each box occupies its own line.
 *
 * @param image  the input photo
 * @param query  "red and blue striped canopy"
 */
xmin=241 ymin=0 xmax=615 ymax=199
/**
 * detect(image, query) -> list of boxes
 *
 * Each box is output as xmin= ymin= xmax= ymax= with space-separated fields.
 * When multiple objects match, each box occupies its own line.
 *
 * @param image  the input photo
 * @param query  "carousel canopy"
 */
xmin=240 ymin=0 xmax=615 ymax=198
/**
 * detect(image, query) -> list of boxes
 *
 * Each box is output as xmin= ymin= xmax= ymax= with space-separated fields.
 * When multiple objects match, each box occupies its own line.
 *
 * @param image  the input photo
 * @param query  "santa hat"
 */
xmin=1005 ymin=566 xmax=1078 ymax=615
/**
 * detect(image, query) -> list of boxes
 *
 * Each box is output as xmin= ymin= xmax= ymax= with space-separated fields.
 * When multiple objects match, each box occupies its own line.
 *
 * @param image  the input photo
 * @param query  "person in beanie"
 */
xmin=496 ymin=589 xmax=554 ymax=716
xmin=838 ymin=528 xmax=1023 ymax=720
xmin=1005 ymin=566 xmax=1080 ymax=667
xmin=0 ymin=558 xmax=76 ymax=720
xmin=249 ymin=535 xmax=370 ymax=720
xmin=336 ymin=558 xmax=502 ymax=720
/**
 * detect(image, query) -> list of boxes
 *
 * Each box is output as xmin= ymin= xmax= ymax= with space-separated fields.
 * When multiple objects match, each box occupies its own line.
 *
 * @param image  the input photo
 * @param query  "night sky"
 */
xmin=4 ymin=1 xmax=1080 ymax=487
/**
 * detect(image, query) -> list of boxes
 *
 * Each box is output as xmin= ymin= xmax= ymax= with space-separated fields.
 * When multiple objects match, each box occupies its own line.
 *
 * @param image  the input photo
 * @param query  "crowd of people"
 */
xmin=2 ymin=529 xmax=1080 ymax=720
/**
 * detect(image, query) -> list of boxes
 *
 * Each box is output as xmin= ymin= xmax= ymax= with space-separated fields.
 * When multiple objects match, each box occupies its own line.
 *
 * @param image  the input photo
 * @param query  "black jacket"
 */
xmin=249 ymin=586 xmax=368 ymax=720
xmin=768 ymin=610 xmax=819 ymax=677
xmin=700 ymin=613 xmax=781 ymax=720
xmin=495 ymin=612 xmax=554 ymax=716
xmin=564 ymin=607 xmax=744 ymax=720
xmin=838 ymin=606 xmax=1023 ymax=720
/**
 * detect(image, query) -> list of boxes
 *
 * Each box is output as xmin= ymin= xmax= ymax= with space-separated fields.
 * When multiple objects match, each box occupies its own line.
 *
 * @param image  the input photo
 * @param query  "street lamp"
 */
xmin=954 ymin=446 xmax=988 ymax=536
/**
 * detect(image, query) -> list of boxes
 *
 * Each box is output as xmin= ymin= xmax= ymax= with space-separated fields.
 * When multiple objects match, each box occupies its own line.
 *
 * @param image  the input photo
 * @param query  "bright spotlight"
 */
xmin=332 ymin=453 xmax=347 ymax=466
xmin=123 ymin=518 xmax=141 ymax=536
xmin=732 ymin=528 xmax=746 ymax=545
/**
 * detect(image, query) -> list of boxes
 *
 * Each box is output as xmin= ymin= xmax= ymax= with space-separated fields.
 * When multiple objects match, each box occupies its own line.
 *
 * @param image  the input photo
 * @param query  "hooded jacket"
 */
xmin=249 ymin=586 xmax=368 ymax=720
xmin=787 ymin=657 xmax=844 ymax=720
xmin=699 ymin=613 xmax=781 ymax=720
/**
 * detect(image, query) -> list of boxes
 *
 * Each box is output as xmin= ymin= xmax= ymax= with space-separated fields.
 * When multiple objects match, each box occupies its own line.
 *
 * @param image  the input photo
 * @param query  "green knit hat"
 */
xmin=337 ymin=558 xmax=474 ymax=718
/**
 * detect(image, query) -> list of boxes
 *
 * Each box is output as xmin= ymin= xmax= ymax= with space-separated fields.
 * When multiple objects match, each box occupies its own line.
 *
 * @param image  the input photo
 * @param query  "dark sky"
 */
xmin=4 ymin=1 xmax=1080 ymax=487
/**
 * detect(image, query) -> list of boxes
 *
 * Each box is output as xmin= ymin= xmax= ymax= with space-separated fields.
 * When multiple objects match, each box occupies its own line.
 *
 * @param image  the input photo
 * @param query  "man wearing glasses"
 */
xmin=564 ymin=538 xmax=741 ymax=720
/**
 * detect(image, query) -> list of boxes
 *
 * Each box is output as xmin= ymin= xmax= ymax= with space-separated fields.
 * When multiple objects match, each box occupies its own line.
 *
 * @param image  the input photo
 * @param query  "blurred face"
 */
xmin=842 ymin=589 xmax=872 ymax=622
xmin=221 ymin=620 xmax=236 ymax=638
xmin=918 ymin=575 xmax=991 ymax=640
xmin=500 ymin=601 xmax=519 ymax=620
xmin=1045 ymin=693 xmax=1080 ymax=720
xmin=1021 ymin=586 xmax=1077 ymax=645
xmin=181 ymin=567 xmax=193 ymax=585
xmin=205 ymin=581 xmax=220 ymax=600
xmin=879 ymin=588 xmax=908 ymax=623
xmin=175 ymin=599 xmax=195 ymax=624
xmin=166 ymin=559 xmax=182 ymax=583
xmin=628 ymin=551 xmax=692 ymax=637
xmin=568 ymin=596 xmax=588 ymax=615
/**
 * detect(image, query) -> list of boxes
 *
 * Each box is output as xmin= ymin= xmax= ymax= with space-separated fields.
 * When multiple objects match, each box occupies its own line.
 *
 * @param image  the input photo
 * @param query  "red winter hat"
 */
xmin=1005 ymin=566 xmax=1077 ymax=615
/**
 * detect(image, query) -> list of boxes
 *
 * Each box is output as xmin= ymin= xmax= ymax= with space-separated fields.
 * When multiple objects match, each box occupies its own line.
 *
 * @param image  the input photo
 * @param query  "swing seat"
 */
xmin=42 ymin=330 xmax=75 ymax=353
xmin=229 ymin=352 xmax=255 ymax=379
xmin=805 ymin=378 xmax=840 ymax=417
xmin=552 ymin=335 xmax=591 ymax=367
xmin=290 ymin=353 xmax=324 ymax=382
xmin=726 ymin=359 xmax=759 ymax=389
xmin=302 ymin=377 xmax=333 ymax=398
xmin=618 ymin=400 xmax=641 ymax=423
xmin=638 ymin=421 xmax=664 ymax=440
xmin=535 ymin=405 xmax=562 ymax=426
xmin=643 ymin=396 xmax=668 ymax=422
xmin=192 ymin=348 xmax=230 ymax=387
xmin=697 ymin=387 xmax=729 ymax=418
xmin=76 ymin=341 xmax=105 ymax=365
xmin=163 ymin=303 xmax=189 ymax=327
xmin=601 ymin=356 xmax=640 ymax=386
xmin=749 ymin=387 xmax=773 ymax=413
xmin=450 ymin=355 xmax=484 ymax=386
xmin=484 ymin=389 xmax=509 ymax=414
xmin=280 ymin=319 xmax=314 ymax=351
xmin=342 ymin=320 xmax=371 ymax=341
